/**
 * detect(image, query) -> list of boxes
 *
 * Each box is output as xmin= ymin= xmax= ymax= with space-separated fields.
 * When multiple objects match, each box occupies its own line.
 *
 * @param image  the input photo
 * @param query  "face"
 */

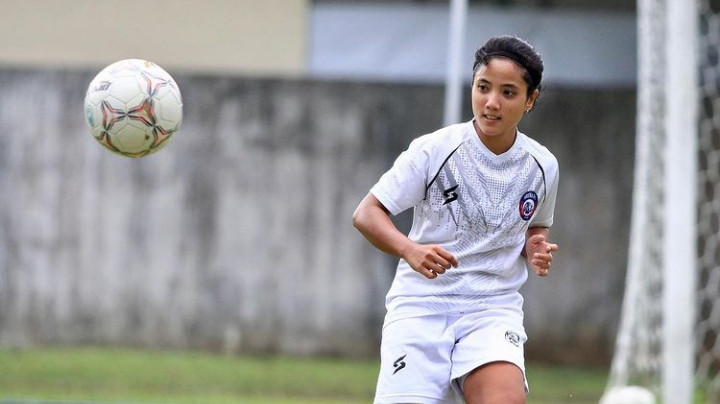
xmin=471 ymin=57 xmax=538 ymax=153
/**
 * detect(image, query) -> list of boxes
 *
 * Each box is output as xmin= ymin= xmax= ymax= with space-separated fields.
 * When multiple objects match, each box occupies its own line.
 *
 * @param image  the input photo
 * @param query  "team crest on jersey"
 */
xmin=519 ymin=191 xmax=538 ymax=221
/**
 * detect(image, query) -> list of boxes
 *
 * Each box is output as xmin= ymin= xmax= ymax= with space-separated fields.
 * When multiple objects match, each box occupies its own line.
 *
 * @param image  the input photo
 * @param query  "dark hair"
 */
xmin=473 ymin=35 xmax=544 ymax=96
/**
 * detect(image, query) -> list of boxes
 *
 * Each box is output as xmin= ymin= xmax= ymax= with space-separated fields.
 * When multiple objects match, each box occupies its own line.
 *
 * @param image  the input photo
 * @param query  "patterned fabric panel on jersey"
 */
xmin=371 ymin=120 xmax=559 ymax=322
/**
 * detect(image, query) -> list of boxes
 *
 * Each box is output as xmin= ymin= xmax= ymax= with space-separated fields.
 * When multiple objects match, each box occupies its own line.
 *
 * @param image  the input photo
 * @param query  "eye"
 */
xmin=503 ymin=89 xmax=516 ymax=97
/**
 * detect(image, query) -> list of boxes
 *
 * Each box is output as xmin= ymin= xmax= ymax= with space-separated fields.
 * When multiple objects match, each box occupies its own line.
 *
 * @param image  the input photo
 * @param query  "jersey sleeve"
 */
xmin=530 ymin=156 xmax=559 ymax=228
xmin=370 ymin=137 xmax=431 ymax=216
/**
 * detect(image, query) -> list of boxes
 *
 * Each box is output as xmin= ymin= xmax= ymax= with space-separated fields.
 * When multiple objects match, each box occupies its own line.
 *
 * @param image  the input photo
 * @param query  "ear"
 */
xmin=525 ymin=89 xmax=540 ymax=112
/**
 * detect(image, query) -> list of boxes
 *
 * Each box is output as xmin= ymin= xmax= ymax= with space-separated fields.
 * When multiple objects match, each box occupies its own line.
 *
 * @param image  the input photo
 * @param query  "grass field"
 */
xmin=0 ymin=347 xmax=608 ymax=404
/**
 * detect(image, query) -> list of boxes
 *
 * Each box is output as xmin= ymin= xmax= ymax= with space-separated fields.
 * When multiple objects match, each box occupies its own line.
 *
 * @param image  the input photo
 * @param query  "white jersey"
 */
xmin=371 ymin=120 xmax=559 ymax=323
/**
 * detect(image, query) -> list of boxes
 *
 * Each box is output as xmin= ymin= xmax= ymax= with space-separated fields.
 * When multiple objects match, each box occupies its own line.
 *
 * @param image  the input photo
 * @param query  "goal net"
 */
xmin=602 ymin=0 xmax=720 ymax=403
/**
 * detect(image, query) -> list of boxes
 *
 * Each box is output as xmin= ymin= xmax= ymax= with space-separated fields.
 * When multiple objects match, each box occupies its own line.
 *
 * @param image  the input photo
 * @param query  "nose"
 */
xmin=485 ymin=93 xmax=500 ymax=110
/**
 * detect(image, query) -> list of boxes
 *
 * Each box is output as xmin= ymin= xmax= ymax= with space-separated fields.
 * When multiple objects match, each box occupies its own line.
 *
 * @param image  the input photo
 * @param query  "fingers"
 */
xmin=526 ymin=235 xmax=559 ymax=277
xmin=413 ymin=246 xmax=458 ymax=279
xmin=419 ymin=258 xmax=450 ymax=278
xmin=532 ymin=251 xmax=553 ymax=267
xmin=437 ymin=249 xmax=460 ymax=268
xmin=532 ymin=248 xmax=556 ymax=277
xmin=420 ymin=268 xmax=439 ymax=279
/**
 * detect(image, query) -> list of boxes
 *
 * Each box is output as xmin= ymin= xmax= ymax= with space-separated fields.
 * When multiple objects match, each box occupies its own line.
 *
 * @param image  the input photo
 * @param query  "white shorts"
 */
xmin=373 ymin=309 xmax=527 ymax=404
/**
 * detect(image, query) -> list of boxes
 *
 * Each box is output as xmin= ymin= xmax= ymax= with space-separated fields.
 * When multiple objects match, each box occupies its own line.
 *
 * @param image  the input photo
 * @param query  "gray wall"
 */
xmin=311 ymin=3 xmax=636 ymax=87
xmin=0 ymin=68 xmax=634 ymax=363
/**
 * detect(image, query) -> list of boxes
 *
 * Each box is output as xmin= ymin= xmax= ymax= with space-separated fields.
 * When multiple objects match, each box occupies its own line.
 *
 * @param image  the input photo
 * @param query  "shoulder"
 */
xmin=408 ymin=121 xmax=472 ymax=157
xmin=518 ymin=132 xmax=559 ymax=172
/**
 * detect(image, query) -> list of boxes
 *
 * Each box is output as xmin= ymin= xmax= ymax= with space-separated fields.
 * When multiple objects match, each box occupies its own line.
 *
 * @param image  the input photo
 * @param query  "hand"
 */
xmin=403 ymin=244 xmax=459 ymax=279
xmin=525 ymin=234 xmax=559 ymax=277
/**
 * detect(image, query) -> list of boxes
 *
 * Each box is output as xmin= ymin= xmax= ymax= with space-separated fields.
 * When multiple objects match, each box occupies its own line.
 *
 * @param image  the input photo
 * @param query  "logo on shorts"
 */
xmin=519 ymin=191 xmax=538 ymax=221
xmin=505 ymin=330 xmax=521 ymax=347
xmin=393 ymin=354 xmax=407 ymax=374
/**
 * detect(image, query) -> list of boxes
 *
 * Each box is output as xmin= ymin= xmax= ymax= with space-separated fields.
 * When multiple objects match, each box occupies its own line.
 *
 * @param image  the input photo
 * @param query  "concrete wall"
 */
xmin=0 ymin=67 xmax=633 ymax=363
xmin=520 ymin=88 xmax=635 ymax=363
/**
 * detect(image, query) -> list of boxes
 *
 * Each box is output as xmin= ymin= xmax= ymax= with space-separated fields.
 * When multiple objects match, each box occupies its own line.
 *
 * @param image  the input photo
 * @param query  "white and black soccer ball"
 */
xmin=599 ymin=386 xmax=656 ymax=404
xmin=84 ymin=59 xmax=183 ymax=158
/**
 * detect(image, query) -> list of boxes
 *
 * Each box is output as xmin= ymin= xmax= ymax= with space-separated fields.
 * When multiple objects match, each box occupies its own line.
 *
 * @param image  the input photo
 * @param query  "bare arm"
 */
xmin=523 ymin=226 xmax=559 ymax=277
xmin=352 ymin=193 xmax=458 ymax=279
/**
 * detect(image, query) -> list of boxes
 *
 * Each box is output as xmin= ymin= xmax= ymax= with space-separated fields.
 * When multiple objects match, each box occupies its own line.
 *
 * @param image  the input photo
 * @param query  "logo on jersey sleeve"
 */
xmin=519 ymin=191 xmax=538 ymax=221
xmin=393 ymin=354 xmax=407 ymax=374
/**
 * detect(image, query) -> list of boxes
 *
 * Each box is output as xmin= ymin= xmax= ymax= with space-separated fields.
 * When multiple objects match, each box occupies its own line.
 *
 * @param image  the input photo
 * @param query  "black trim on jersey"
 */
xmin=531 ymin=155 xmax=547 ymax=202
xmin=425 ymin=143 xmax=463 ymax=200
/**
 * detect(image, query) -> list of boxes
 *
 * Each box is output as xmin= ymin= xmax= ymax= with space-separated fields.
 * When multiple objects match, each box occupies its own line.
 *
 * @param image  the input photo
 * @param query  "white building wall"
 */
xmin=0 ymin=0 xmax=309 ymax=77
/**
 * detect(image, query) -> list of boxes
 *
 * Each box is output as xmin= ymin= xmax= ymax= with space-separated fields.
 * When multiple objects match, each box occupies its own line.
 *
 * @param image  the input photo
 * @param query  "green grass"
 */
xmin=528 ymin=362 xmax=607 ymax=403
xmin=0 ymin=347 xmax=608 ymax=404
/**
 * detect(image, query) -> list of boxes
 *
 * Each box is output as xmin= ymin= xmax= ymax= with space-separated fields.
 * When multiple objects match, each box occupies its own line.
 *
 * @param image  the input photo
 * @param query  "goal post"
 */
xmin=443 ymin=0 xmax=467 ymax=126
xmin=602 ymin=0 xmax=707 ymax=402
xmin=603 ymin=0 xmax=667 ymax=396
xmin=663 ymin=0 xmax=698 ymax=402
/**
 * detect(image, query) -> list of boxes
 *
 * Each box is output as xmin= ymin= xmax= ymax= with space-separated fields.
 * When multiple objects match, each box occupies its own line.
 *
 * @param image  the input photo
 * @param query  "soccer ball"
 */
xmin=84 ymin=59 xmax=183 ymax=158
xmin=599 ymin=386 xmax=656 ymax=404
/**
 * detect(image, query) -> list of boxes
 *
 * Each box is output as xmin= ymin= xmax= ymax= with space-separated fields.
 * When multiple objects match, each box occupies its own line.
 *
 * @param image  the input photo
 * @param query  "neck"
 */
xmin=473 ymin=120 xmax=517 ymax=155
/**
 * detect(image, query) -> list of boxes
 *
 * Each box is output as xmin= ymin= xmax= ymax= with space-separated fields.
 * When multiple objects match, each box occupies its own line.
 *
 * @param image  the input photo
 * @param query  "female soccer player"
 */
xmin=353 ymin=35 xmax=559 ymax=404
